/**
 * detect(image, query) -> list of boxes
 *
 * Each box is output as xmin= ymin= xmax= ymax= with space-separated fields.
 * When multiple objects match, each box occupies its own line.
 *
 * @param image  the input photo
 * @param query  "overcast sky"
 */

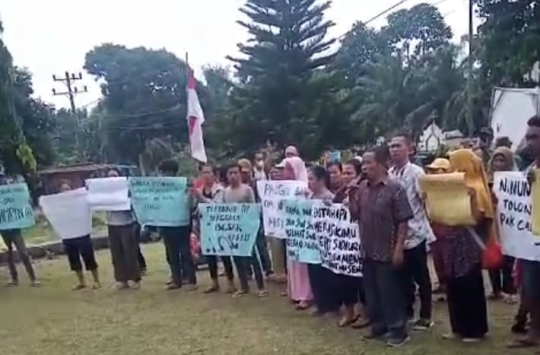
xmin=0 ymin=0 xmax=470 ymax=109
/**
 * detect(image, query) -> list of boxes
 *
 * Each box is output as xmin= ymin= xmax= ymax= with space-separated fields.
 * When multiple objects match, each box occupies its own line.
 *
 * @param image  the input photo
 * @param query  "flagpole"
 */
xmin=185 ymin=51 xmax=192 ymax=160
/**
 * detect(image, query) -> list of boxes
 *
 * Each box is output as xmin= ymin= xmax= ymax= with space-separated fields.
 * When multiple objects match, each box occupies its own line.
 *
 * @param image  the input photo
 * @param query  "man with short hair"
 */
xmin=389 ymin=133 xmax=435 ymax=330
xmin=223 ymin=163 xmax=267 ymax=297
xmin=158 ymin=159 xmax=197 ymax=291
xmin=509 ymin=116 xmax=540 ymax=349
xmin=237 ymin=158 xmax=273 ymax=278
xmin=284 ymin=145 xmax=299 ymax=158
xmin=349 ymin=146 xmax=413 ymax=347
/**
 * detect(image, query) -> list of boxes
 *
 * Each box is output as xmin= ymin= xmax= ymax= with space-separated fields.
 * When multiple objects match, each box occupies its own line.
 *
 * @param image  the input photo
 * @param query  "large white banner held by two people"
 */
xmin=493 ymin=172 xmax=540 ymax=262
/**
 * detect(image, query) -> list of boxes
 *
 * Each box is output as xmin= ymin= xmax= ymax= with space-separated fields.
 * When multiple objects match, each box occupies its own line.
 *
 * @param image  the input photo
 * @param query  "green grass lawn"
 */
xmin=0 ymin=244 xmax=531 ymax=355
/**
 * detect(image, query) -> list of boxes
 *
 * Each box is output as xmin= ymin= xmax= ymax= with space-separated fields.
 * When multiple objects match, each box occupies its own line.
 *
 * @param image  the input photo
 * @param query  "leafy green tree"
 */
xmin=382 ymin=3 xmax=453 ymax=60
xmin=475 ymin=0 xmax=540 ymax=86
xmin=0 ymin=21 xmax=53 ymax=173
xmin=84 ymin=44 xmax=193 ymax=164
xmin=228 ymin=0 xmax=345 ymax=158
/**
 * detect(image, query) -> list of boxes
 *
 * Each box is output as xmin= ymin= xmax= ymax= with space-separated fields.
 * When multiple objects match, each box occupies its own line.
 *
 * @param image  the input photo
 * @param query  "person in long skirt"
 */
xmin=306 ymin=166 xmax=339 ymax=316
xmin=282 ymin=157 xmax=313 ymax=309
xmin=107 ymin=169 xmax=141 ymax=290
xmin=441 ymin=149 xmax=493 ymax=342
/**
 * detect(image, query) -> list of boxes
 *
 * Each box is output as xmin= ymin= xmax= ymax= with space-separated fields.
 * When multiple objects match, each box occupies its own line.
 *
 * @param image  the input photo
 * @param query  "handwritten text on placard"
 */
xmin=200 ymin=203 xmax=260 ymax=257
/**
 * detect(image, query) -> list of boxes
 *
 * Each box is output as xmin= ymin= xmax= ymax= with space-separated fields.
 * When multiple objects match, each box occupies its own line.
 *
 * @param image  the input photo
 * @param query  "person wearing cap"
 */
xmin=425 ymin=158 xmax=452 ymax=295
xmin=238 ymin=158 xmax=274 ymax=278
xmin=0 ymin=170 xmax=40 ymax=287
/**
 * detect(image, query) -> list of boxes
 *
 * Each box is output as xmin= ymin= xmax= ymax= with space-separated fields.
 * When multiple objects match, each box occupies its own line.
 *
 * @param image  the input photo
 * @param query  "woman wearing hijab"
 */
xmin=442 ymin=149 xmax=493 ymax=342
xmin=425 ymin=158 xmax=452 ymax=295
xmin=487 ymin=147 xmax=518 ymax=303
xmin=282 ymin=157 xmax=313 ymax=309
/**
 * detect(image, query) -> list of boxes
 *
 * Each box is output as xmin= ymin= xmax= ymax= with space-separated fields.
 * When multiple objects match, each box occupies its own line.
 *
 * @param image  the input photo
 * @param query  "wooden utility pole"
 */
xmin=467 ymin=0 xmax=475 ymax=136
xmin=52 ymin=71 xmax=88 ymax=157
xmin=52 ymin=71 xmax=88 ymax=113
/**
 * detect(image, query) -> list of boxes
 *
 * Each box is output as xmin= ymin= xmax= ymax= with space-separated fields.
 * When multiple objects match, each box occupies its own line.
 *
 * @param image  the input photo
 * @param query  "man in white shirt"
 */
xmin=389 ymin=133 xmax=436 ymax=331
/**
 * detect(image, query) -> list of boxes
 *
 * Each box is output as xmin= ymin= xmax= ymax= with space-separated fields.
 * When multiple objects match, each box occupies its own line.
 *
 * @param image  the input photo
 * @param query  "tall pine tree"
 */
xmin=228 ymin=0 xmax=343 ymax=158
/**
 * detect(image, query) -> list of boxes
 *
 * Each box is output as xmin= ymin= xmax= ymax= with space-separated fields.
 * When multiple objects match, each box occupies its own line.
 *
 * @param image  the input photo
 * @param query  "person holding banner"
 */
xmin=282 ymin=157 xmax=313 ymax=309
xmin=106 ymin=169 xmax=141 ymax=290
xmin=267 ymin=163 xmax=287 ymax=283
xmin=193 ymin=164 xmax=236 ymax=294
xmin=348 ymin=146 xmax=412 ymax=347
xmin=335 ymin=159 xmax=368 ymax=328
xmin=486 ymin=147 xmax=518 ymax=303
xmin=440 ymin=149 xmax=492 ymax=343
xmin=425 ymin=158 xmax=452 ymax=296
xmin=0 ymin=172 xmax=40 ymax=287
xmin=307 ymin=166 xmax=339 ymax=317
xmin=508 ymin=116 xmax=540 ymax=349
xmin=222 ymin=163 xmax=267 ymax=298
xmin=158 ymin=160 xmax=197 ymax=291
xmin=238 ymin=158 xmax=273 ymax=279
xmin=59 ymin=181 xmax=101 ymax=290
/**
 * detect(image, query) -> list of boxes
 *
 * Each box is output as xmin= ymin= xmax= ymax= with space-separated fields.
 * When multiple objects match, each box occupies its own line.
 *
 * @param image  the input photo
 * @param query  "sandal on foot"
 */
xmin=338 ymin=316 xmax=358 ymax=327
xmin=351 ymin=318 xmax=370 ymax=329
xmin=204 ymin=285 xmax=220 ymax=294
xmin=72 ymin=284 xmax=86 ymax=291
xmin=296 ymin=301 xmax=311 ymax=310
xmin=232 ymin=290 xmax=248 ymax=298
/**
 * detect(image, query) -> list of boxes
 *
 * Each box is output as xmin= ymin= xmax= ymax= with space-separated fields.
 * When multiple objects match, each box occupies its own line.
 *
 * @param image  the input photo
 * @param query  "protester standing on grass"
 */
xmin=388 ymin=133 xmax=435 ymax=330
xmin=238 ymin=158 xmax=273 ymax=279
xmin=0 ymin=170 xmax=40 ymax=288
xmin=348 ymin=146 xmax=412 ymax=347
xmin=487 ymin=147 xmax=518 ymax=303
xmin=508 ymin=116 xmax=540 ymax=349
xmin=268 ymin=163 xmax=287 ymax=283
xmin=59 ymin=181 xmax=101 ymax=290
xmin=222 ymin=163 xmax=267 ymax=298
xmin=306 ymin=166 xmax=339 ymax=317
xmin=192 ymin=164 xmax=236 ymax=294
xmin=441 ymin=149 xmax=491 ymax=343
xmin=158 ymin=159 xmax=197 ymax=291
xmin=106 ymin=169 xmax=141 ymax=290
xmin=425 ymin=158 xmax=452 ymax=296
xmin=335 ymin=159 xmax=368 ymax=328
xmin=282 ymin=156 xmax=313 ymax=309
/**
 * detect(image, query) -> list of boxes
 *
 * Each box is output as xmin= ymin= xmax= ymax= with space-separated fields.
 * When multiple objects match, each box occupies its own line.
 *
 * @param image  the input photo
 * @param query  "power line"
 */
xmin=364 ymin=0 xmax=414 ymax=25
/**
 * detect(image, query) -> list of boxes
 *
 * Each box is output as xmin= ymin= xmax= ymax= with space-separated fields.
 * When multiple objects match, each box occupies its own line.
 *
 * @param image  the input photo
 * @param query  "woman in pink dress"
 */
xmin=282 ymin=156 xmax=313 ymax=310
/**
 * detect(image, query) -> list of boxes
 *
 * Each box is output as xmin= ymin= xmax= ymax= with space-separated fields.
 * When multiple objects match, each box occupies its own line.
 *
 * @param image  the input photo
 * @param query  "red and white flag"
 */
xmin=186 ymin=66 xmax=207 ymax=163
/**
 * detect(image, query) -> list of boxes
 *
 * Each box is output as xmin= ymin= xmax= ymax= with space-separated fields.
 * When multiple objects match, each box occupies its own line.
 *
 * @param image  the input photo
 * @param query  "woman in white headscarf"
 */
xmin=282 ymin=157 xmax=313 ymax=309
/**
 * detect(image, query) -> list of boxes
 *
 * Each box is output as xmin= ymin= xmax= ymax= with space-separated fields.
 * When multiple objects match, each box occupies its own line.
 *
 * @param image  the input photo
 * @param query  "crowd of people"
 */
xmin=1 ymin=116 xmax=539 ymax=349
